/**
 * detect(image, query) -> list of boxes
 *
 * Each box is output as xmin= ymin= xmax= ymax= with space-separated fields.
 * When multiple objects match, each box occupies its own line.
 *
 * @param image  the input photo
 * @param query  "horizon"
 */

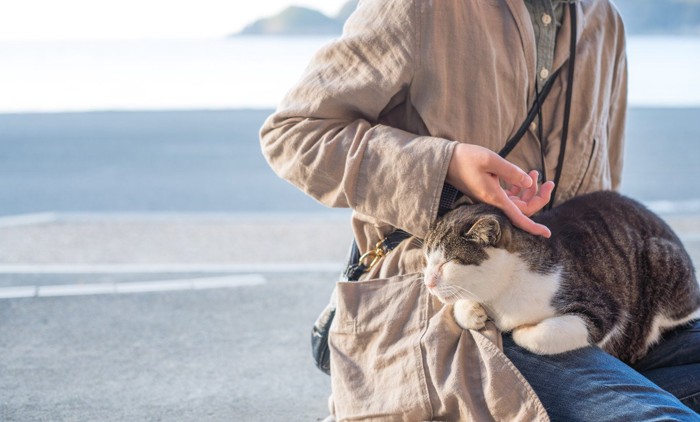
xmin=0 ymin=0 xmax=349 ymax=42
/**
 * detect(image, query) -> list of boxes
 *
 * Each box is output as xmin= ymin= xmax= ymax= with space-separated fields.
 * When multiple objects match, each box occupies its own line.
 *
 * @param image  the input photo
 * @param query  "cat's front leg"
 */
xmin=453 ymin=299 xmax=488 ymax=330
xmin=512 ymin=315 xmax=591 ymax=355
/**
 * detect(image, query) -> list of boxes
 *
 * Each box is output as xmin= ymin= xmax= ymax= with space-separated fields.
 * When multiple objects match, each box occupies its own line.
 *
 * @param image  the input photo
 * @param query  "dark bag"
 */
xmin=311 ymin=294 xmax=336 ymax=375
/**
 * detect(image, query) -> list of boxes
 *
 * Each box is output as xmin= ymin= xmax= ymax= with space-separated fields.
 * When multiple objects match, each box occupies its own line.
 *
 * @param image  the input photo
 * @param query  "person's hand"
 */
xmin=446 ymin=143 xmax=554 ymax=238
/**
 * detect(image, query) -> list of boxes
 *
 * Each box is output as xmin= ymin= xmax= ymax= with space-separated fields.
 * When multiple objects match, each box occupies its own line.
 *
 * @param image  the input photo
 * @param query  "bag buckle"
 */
xmin=358 ymin=240 xmax=387 ymax=271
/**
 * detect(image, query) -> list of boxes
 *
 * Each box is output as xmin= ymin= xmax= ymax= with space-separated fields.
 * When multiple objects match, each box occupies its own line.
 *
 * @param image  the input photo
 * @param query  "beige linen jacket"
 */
xmin=261 ymin=0 xmax=627 ymax=420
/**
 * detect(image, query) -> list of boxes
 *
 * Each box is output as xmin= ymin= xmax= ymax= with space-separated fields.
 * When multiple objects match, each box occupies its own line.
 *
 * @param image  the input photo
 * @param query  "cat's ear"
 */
xmin=464 ymin=217 xmax=501 ymax=245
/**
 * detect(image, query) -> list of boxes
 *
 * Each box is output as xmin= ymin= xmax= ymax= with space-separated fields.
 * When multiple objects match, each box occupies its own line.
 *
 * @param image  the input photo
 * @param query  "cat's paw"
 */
xmin=512 ymin=315 xmax=590 ymax=355
xmin=453 ymin=299 xmax=488 ymax=330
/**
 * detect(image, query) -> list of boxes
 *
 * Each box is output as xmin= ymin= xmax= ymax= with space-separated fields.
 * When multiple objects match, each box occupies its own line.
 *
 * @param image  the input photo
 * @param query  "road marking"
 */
xmin=0 ymin=285 xmax=38 ymax=299
xmin=0 ymin=274 xmax=267 ymax=299
xmin=0 ymin=212 xmax=57 ymax=227
xmin=0 ymin=211 xmax=351 ymax=226
xmin=0 ymin=262 xmax=343 ymax=274
xmin=53 ymin=211 xmax=352 ymax=223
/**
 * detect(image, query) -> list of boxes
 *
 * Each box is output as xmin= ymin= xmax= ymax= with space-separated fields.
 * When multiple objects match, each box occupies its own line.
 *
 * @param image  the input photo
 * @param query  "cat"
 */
xmin=422 ymin=190 xmax=700 ymax=364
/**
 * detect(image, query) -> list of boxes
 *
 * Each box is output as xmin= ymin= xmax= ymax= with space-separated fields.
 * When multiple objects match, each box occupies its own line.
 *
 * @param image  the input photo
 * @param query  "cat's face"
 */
xmin=423 ymin=205 xmax=511 ymax=303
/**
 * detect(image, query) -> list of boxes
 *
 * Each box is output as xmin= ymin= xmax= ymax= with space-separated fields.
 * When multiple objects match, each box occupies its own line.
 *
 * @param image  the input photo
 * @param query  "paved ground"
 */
xmin=0 ymin=214 xmax=352 ymax=422
xmin=2 ymin=212 xmax=700 ymax=421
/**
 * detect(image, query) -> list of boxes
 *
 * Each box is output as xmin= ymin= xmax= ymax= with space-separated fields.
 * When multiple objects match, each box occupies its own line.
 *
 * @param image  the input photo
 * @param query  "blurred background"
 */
xmin=1 ymin=1 xmax=699 ymax=421
xmin=0 ymin=0 xmax=699 ymax=215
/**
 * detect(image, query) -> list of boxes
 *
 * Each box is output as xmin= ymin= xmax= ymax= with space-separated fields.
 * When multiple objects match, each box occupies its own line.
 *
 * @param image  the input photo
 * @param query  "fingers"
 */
xmin=525 ymin=181 xmax=554 ymax=214
xmin=537 ymin=181 xmax=555 ymax=204
xmin=484 ymin=152 xmax=532 ymax=189
xmin=500 ymin=173 xmax=554 ymax=237
xmin=507 ymin=184 xmax=522 ymax=197
xmin=508 ymin=173 xmax=555 ymax=217
xmin=498 ymin=197 xmax=552 ymax=238
xmin=519 ymin=171 xmax=539 ymax=203
xmin=445 ymin=143 xmax=552 ymax=238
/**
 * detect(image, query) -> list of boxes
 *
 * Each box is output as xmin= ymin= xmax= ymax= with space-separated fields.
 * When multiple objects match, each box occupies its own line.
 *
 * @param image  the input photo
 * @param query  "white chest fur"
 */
xmin=427 ymin=248 xmax=563 ymax=332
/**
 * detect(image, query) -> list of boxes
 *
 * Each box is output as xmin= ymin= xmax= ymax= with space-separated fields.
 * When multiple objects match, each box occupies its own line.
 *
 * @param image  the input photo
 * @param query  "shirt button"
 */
xmin=542 ymin=14 xmax=552 ymax=25
xmin=530 ymin=121 xmax=537 ymax=132
xmin=540 ymin=68 xmax=550 ymax=79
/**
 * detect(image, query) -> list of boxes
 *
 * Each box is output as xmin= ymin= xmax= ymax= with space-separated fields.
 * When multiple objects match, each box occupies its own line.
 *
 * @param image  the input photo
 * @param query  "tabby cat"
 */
xmin=423 ymin=191 xmax=700 ymax=363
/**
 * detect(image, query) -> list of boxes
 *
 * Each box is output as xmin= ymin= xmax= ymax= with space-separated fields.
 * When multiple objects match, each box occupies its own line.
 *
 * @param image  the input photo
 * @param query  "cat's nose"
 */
xmin=425 ymin=274 xmax=438 ymax=288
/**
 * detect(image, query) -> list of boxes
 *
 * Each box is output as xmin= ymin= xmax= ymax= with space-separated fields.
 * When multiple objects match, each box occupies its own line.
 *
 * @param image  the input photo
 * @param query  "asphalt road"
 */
xmin=0 ymin=215 xmax=352 ymax=421
xmin=0 ymin=271 xmax=335 ymax=422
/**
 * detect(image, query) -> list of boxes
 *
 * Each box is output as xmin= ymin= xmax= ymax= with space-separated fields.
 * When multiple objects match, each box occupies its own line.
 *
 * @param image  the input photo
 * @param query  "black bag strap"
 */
xmin=548 ymin=3 xmax=577 ymax=209
xmin=497 ymin=67 xmax=563 ymax=159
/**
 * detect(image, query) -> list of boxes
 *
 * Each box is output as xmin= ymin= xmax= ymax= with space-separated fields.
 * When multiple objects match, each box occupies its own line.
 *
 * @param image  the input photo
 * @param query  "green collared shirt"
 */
xmin=524 ymin=0 xmax=572 ymax=89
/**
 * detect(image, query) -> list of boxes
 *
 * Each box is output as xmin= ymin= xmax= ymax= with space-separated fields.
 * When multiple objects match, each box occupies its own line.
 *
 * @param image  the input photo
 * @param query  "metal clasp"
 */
xmin=358 ymin=240 xmax=387 ymax=271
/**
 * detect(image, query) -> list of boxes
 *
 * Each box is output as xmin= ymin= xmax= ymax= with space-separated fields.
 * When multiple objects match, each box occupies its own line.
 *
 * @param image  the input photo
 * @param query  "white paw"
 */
xmin=512 ymin=315 xmax=590 ymax=355
xmin=512 ymin=325 xmax=549 ymax=354
xmin=453 ymin=300 xmax=488 ymax=331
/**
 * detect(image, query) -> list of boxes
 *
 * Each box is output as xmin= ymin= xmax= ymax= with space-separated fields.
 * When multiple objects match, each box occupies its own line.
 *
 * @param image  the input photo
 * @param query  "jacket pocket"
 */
xmin=329 ymin=273 xmax=431 ymax=421
xmin=332 ymin=273 xmax=427 ymax=335
xmin=574 ymin=136 xmax=610 ymax=195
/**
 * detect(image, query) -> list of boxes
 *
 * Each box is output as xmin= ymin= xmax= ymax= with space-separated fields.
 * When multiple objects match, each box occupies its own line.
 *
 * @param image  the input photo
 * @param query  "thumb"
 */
xmin=486 ymin=153 xmax=532 ymax=189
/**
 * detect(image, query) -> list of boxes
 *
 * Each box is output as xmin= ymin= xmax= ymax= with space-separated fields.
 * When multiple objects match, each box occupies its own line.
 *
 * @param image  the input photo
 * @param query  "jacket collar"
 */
xmin=552 ymin=1 xmax=585 ymax=72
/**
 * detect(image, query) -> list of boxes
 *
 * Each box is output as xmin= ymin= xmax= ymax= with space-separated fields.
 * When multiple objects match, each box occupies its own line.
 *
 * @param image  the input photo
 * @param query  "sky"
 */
xmin=0 ymin=0 xmax=350 ymax=41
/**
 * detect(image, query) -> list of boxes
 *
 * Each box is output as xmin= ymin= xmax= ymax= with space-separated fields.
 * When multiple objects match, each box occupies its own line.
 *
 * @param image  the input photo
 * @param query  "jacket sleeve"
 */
xmin=259 ymin=0 xmax=455 ymax=238
xmin=607 ymin=11 xmax=628 ymax=191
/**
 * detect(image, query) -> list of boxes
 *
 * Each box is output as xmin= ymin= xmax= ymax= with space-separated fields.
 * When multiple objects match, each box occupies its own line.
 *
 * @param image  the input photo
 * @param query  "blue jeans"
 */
xmin=503 ymin=320 xmax=700 ymax=421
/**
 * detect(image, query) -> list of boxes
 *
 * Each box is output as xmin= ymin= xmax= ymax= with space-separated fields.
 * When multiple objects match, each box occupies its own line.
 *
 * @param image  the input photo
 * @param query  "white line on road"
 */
xmin=0 ymin=274 xmax=267 ymax=299
xmin=0 ymin=211 xmax=351 ymax=226
xmin=0 ymin=285 xmax=38 ymax=299
xmin=0 ymin=262 xmax=343 ymax=274
xmin=0 ymin=212 xmax=57 ymax=227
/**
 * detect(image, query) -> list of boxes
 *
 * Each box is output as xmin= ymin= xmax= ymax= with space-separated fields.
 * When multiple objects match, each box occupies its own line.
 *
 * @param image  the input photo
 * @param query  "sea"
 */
xmin=1 ymin=36 xmax=699 ymax=112
xmin=0 ymin=36 xmax=699 ymax=216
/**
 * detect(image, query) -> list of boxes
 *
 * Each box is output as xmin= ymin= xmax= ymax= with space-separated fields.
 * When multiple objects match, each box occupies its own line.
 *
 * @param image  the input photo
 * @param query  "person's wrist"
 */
xmin=446 ymin=143 xmax=466 ymax=187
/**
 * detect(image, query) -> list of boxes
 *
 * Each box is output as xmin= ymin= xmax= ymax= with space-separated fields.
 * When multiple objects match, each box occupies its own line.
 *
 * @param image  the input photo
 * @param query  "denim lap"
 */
xmin=502 ymin=322 xmax=700 ymax=421
xmin=634 ymin=320 xmax=700 ymax=372
xmin=633 ymin=321 xmax=700 ymax=412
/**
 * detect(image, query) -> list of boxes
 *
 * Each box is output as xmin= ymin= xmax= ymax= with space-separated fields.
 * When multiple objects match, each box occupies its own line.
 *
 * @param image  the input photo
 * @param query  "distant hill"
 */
xmin=236 ymin=1 xmax=358 ymax=36
xmin=335 ymin=0 xmax=360 ymax=23
xmin=235 ymin=0 xmax=700 ymax=37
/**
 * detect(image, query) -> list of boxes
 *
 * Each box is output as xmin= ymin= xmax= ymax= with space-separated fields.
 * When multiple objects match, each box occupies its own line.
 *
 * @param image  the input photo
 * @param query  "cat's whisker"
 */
xmin=436 ymin=285 xmax=455 ymax=293
xmin=435 ymin=285 xmax=474 ymax=302
xmin=454 ymin=291 xmax=475 ymax=302
xmin=408 ymin=237 xmax=425 ymax=249
xmin=449 ymin=284 xmax=479 ymax=299
xmin=411 ymin=277 xmax=426 ymax=286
